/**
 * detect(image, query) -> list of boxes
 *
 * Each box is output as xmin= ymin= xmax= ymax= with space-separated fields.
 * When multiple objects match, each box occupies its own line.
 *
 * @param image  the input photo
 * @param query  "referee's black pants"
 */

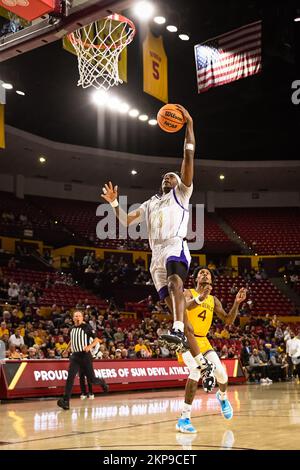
xmin=63 ymin=352 xmax=103 ymax=400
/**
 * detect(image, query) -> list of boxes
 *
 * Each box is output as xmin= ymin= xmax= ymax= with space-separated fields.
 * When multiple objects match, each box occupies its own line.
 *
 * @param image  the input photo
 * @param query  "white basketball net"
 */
xmin=68 ymin=14 xmax=135 ymax=91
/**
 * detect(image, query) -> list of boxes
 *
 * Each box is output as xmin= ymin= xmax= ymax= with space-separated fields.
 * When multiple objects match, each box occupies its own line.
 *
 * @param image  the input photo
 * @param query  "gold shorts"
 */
xmin=194 ymin=336 xmax=214 ymax=355
xmin=177 ymin=336 xmax=213 ymax=363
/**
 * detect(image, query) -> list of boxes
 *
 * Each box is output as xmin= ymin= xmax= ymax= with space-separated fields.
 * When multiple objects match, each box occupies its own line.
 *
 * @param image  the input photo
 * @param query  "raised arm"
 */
xmin=101 ymin=181 xmax=142 ymax=227
xmin=176 ymin=105 xmax=195 ymax=187
xmin=214 ymin=288 xmax=247 ymax=325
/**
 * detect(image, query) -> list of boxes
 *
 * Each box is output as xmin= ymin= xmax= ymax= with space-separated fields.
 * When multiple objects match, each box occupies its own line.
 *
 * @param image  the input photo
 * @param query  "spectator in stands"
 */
xmin=248 ymin=349 xmax=272 ymax=384
xmin=8 ymin=282 xmax=19 ymax=300
xmin=27 ymin=347 xmax=38 ymax=359
xmin=220 ymin=345 xmax=228 ymax=359
xmin=269 ymin=351 xmax=288 ymax=381
xmin=284 ymin=326 xmax=292 ymax=342
xmin=230 ymin=284 xmax=238 ymax=295
xmin=7 ymin=344 xmax=22 ymax=359
xmin=220 ymin=325 xmax=230 ymax=339
xmin=114 ymin=327 xmax=124 ymax=343
xmin=55 ymin=335 xmax=68 ymax=354
xmin=275 ymin=323 xmax=284 ymax=343
xmin=258 ymin=344 xmax=268 ymax=363
xmin=286 ymin=331 xmax=295 ymax=379
xmin=9 ymin=327 xmax=24 ymax=348
xmin=20 ymin=345 xmax=28 ymax=359
xmin=0 ymin=321 xmax=9 ymax=338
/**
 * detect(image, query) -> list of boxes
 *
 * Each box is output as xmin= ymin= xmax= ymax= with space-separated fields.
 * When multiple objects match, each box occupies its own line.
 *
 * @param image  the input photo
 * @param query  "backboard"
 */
xmin=0 ymin=0 xmax=133 ymax=62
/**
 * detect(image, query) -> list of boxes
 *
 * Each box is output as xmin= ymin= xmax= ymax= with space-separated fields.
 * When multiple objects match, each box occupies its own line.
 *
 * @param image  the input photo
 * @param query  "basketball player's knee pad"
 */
xmin=188 ymin=367 xmax=201 ymax=382
xmin=214 ymin=364 xmax=228 ymax=385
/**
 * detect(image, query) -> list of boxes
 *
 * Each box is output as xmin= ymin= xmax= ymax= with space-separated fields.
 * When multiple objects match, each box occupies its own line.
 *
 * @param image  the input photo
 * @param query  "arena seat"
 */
xmin=218 ymin=207 xmax=300 ymax=254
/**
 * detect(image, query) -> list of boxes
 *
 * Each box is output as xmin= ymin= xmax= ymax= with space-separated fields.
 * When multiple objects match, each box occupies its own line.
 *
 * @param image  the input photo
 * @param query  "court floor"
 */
xmin=1 ymin=382 xmax=300 ymax=450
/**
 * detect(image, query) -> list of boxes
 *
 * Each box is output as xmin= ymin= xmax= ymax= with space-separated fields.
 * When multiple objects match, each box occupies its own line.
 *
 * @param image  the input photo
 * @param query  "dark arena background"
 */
xmin=0 ymin=0 xmax=300 ymax=459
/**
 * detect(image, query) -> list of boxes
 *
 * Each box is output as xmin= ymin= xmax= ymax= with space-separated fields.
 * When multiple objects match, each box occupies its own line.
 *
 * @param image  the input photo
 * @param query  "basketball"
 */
xmin=157 ymin=104 xmax=185 ymax=133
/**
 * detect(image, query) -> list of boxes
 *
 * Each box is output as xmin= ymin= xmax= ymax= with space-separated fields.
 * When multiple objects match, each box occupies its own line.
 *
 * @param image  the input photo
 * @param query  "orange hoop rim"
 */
xmin=67 ymin=13 xmax=136 ymax=51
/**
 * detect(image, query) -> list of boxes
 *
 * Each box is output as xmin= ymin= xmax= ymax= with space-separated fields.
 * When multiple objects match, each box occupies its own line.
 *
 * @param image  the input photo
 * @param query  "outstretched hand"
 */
xmin=101 ymin=181 xmax=118 ymax=203
xmin=235 ymin=288 xmax=247 ymax=305
xmin=175 ymin=104 xmax=193 ymax=124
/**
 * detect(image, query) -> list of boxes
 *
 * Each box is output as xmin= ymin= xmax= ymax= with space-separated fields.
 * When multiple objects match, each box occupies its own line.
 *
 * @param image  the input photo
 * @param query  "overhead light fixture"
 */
xmin=148 ymin=119 xmax=157 ymax=125
xmin=131 ymin=169 xmax=138 ymax=175
xmin=107 ymin=96 xmax=121 ymax=110
xmin=128 ymin=108 xmax=139 ymax=118
xmin=166 ymin=25 xmax=178 ymax=32
xmin=16 ymin=90 xmax=25 ymax=96
xmin=138 ymin=114 xmax=148 ymax=121
xmin=154 ymin=16 xmax=166 ymax=25
xmin=2 ymin=83 xmax=13 ymax=90
xmin=119 ymin=102 xmax=130 ymax=113
xmin=133 ymin=1 xmax=155 ymax=21
xmin=219 ymin=174 xmax=225 ymax=180
xmin=54 ymin=220 xmax=58 ymax=224
xmin=39 ymin=156 xmax=46 ymax=163
xmin=92 ymin=90 xmax=108 ymax=106
xmin=294 ymin=17 xmax=300 ymax=22
xmin=179 ymin=33 xmax=190 ymax=41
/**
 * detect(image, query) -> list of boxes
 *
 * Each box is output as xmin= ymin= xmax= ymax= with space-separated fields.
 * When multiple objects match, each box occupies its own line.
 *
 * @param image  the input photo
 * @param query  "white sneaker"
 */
xmin=80 ymin=394 xmax=87 ymax=400
xmin=88 ymin=394 xmax=95 ymax=400
xmin=260 ymin=378 xmax=267 ymax=384
xmin=265 ymin=378 xmax=273 ymax=384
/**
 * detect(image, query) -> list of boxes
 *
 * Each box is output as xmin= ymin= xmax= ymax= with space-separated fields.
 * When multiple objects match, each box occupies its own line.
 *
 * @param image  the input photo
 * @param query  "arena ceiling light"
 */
xmin=219 ymin=174 xmax=225 ymax=180
xmin=133 ymin=1 xmax=155 ymax=21
xmin=166 ymin=25 xmax=178 ymax=32
xmin=148 ymin=119 xmax=157 ymax=125
xmin=131 ymin=169 xmax=138 ymax=175
xmin=92 ymin=89 xmax=108 ymax=106
xmin=119 ymin=102 xmax=130 ymax=113
xmin=179 ymin=33 xmax=190 ymax=41
xmin=39 ymin=156 xmax=46 ymax=163
xmin=154 ymin=16 xmax=166 ymax=25
xmin=2 ymin=82 xmax=13 ymax=89
xmin=294 ymin=17 xmax=300 ymax=21
xmin=16 ymin=90 xmax=25 ymax=96
xmin=128 ymin=108 xmax=139 ymax=118
xmin=107 ymin=96 xmax=122 ymax=110
xmin=138 ymin=114 xmax=148 ymax=121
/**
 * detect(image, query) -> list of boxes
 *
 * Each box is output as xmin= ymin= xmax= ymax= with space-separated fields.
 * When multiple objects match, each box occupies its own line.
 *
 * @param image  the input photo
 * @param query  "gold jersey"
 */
xmin=186 ymin=289 xmax=215 ymax=337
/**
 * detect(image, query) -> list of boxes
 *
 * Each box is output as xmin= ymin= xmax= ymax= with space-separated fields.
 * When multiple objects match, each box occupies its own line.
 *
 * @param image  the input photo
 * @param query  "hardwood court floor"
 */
xmin=1 ymin=382 xmax=300 ymax=450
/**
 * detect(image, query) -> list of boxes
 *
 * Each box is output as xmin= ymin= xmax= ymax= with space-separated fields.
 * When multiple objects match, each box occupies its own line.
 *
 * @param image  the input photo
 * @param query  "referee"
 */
xmin=57 ymin=310 xmax=108 ymax=410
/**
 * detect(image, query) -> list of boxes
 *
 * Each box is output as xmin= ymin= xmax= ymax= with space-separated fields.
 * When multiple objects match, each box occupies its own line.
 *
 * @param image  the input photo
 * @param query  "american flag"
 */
xmin=194 ymin=20 xmax=262 ymax=93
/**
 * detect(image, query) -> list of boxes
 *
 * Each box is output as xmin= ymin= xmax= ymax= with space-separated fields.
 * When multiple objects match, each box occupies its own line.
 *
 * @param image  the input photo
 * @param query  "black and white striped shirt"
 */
xmin=70 ymin=323 xmax=96 ymax=353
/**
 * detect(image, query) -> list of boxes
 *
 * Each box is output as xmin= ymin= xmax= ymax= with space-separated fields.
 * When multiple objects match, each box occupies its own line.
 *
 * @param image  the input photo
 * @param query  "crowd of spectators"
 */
xmin=1 ymin=292 xmax=300 ymax=384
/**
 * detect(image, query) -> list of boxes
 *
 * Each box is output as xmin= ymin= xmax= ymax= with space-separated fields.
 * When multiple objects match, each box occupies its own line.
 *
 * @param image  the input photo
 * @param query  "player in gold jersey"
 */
xmin=176 ymin=266 xmax=247 ymax=433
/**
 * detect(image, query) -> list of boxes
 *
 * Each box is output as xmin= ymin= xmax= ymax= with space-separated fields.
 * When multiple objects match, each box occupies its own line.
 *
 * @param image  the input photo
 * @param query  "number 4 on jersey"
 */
xmin=198 ymin=310 xmax=207 ymax=321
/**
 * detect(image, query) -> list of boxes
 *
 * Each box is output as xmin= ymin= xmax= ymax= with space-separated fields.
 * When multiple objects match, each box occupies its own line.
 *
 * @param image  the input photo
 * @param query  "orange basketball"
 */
xmin=157 ymin=104 xmax=185 ymax=133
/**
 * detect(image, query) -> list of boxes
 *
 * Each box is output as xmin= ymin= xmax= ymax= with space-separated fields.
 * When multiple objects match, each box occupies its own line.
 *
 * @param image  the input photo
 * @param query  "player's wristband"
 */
xmin=185 ymin=143 xmax=194 ymax=151
xmin=110 ymin=199 xmax=119 ymax=208
xmin=194 ymin=295 xmax=204 ymax=305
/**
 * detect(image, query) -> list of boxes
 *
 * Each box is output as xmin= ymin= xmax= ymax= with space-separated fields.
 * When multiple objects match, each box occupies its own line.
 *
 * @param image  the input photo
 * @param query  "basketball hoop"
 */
xmin=67 ymin=13 xmax=136 ymax=91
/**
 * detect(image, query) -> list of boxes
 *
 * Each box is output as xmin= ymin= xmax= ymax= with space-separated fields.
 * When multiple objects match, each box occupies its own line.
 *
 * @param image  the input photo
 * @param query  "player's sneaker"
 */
xmin=159 ymin=329 xmax=189 ymax=352
xmin=200 ymin=360 xmax=216 ymax=393
xmin=265 ymin=378 xmax=273 ymax=384
xmin=176 ymin=417 xmax=197 ymax=434
xmin=80 ymin=394 xmax=87 ymax=400
xmin=57 ymin=398 xmax=70 ymax=410
xmin=216 ymin=390 xmax=233 ymax=420
xmin=260 ymin=378 xmax=267 ymax=384
xmin=88 ymin=394 xmax=95 ymax=399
